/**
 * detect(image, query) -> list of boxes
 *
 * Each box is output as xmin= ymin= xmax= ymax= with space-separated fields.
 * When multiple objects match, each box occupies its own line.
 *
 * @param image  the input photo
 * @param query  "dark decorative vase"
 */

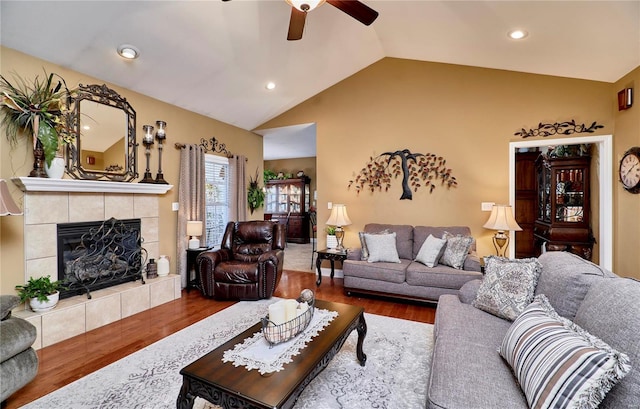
xmin=29 ymin=138 xmax=47 ymax=178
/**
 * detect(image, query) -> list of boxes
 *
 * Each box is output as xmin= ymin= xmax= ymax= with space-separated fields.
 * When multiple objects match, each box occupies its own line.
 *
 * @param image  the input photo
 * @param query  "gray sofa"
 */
xmin=428 ymin=251 xmax=640 ymax=409
xmin=1 ymin=295 xmax=38 ymax=403
xmin=343 ymin=224 xmax=482 ymax=303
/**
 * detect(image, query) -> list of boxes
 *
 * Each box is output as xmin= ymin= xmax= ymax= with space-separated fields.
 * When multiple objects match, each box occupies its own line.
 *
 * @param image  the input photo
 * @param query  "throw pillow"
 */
xmin=414 ymin=234 xmax=447 ymax=267
xmin=500 ymin=295 xmax=631 ymax=409
xmin=364 ymin=232 xmax=401 ymax=263
xmin=359 ymin=229 xmax=391 ymax=261
xmin=1 ymin=294 xmax=20 ymax=321
xmin=473 ymin=256 xmax=541 ymax=321
xmin=439 ymin=232 xmax=473 ymax=269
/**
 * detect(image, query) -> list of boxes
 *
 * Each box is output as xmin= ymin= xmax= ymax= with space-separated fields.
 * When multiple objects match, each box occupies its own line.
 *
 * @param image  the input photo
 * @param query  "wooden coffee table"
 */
xmin=177 ymin=299 xmax=367 ymax=409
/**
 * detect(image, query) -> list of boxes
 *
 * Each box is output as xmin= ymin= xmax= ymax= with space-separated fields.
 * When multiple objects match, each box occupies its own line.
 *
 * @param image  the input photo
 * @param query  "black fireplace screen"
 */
xmin=57 ymin=218 xmax=146 ymax=299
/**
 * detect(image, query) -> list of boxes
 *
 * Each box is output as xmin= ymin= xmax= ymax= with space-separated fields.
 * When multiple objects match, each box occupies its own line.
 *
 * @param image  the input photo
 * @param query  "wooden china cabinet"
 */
xmin=264 ymin=177 xmax=311 ymax=243
xmin=533 ymin=153 xmax=594 ymax=260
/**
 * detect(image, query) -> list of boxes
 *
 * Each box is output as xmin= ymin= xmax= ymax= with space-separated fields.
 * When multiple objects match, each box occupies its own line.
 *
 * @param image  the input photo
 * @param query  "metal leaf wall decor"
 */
xmin=515 ymin=120 xmax=603 ymax=138
xmin=348 ymin=149 xmax=457 ymax=200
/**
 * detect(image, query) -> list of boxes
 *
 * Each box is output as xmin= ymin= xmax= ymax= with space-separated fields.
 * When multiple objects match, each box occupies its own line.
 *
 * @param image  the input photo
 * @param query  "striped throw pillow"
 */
xmin=499 ymin=295 xmax=631 ymax=409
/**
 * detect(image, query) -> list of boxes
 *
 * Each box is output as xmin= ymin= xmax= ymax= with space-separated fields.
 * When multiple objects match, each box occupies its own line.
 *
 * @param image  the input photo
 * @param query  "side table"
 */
xmin=186 ymin=247 xmax=211 ymax=293
xmin=315 ymin=248 xmax=347 ymax=286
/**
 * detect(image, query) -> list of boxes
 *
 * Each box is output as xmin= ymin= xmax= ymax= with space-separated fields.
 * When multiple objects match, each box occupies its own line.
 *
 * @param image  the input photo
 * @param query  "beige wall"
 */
xmin=0 ymin=46 xmax=263 ymax=294
xmin=257 ymin=58 xmax=634 ymax=275
xmin=612 ymin=66 xmax=640 ymax=278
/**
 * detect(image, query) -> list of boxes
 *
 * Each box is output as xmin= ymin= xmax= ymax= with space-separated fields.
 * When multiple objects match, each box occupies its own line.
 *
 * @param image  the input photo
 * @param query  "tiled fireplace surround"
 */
xmin=12 ymin=178 xmax=179 ymax=350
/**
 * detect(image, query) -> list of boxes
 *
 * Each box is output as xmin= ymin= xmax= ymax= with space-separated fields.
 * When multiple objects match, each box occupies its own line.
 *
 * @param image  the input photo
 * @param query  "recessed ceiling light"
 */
xmin=83 ymin=125 xmax=91 ymax=131
xmin=508 ymin=30 xmax=528 ymax=40
xmin=117 ymin=44 xmax=139 ymax=60
xmin=265 ymin=82 xmax=276 ymax=90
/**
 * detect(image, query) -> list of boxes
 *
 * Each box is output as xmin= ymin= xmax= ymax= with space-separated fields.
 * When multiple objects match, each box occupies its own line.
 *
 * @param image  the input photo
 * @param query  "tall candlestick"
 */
xmin=139 ymin=124 xmax=155 ymax=183
xmin=154 ymin=120 xmax=168 ymax=184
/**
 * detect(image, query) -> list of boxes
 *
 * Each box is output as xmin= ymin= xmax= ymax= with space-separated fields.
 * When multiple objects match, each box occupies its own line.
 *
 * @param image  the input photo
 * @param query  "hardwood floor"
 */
xmin=5 ymin=270 xmax=436 ymax=408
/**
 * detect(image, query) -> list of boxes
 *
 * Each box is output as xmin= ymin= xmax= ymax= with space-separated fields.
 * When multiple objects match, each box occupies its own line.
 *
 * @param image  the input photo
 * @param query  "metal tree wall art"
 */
xmin=348 ymin=149 xmax=457 ymax=200
xmin=514 ymin=120 xmax=603 ymax=138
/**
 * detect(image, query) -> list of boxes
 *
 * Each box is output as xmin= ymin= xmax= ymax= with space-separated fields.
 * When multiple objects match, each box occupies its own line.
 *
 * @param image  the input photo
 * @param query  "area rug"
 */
xmin=20 ymin=299 xmax=433 ymax=409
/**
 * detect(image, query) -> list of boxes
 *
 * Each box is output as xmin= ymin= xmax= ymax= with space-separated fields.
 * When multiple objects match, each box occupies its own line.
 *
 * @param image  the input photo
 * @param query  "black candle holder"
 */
xmin=154 ymin=120 xmax=168 ymax=184
xmin=139 ymin=124 xmax=156 ymax=184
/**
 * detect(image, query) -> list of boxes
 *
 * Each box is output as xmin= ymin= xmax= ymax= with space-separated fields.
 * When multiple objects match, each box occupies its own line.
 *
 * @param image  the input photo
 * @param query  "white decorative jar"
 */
xmin=326 ymin=235 xmax=338 ymax=249
xmin=157 ymin=255 xmax=170 ymax=276
xmin=45 ymin=156 xmax=65 ymax=179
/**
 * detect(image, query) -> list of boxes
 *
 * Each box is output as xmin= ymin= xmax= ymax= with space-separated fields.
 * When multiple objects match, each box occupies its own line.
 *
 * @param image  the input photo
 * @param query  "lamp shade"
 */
xmin=326 ymin=204 xmax=352 ymax=227
xmin=0 ymin=179 xmax=22 ymax=216
xmin=186 ymin=220 xmax=203 ymax=237
xmin=483 ymin=205 xmax=522 ymax=232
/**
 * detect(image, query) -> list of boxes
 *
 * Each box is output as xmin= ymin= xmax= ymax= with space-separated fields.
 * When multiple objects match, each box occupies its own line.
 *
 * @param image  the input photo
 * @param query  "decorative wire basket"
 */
xmin=261 ymin=298 xmax=315 ymax=347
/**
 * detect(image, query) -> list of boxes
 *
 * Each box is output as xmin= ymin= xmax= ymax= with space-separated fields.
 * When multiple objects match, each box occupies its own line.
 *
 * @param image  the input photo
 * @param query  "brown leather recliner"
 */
xmin=197 ymin=221 xmax=285 ymax=300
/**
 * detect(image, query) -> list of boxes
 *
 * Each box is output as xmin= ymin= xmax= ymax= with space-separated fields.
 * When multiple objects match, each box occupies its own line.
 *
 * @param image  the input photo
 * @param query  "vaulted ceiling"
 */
xmin=2 ymin=1 xmax=638 ymax=158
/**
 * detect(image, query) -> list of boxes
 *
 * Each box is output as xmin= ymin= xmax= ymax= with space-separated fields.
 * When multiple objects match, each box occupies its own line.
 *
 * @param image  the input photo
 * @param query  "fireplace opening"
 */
xmin=57 ymin=218 xmax=146 ymax=299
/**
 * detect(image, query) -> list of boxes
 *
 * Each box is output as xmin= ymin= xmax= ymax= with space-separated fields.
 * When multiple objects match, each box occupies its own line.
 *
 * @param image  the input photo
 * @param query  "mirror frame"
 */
xmin=66 ymin=84 xmax=138 ymax=182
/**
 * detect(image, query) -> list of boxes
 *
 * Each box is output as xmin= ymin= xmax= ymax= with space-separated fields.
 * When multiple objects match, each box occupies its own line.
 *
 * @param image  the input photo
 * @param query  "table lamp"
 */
xmin=187 ymin=220 xmax=203 ymax=249
xmin=326 ymin=204 xmax=352 ymax=251
xmin=483 ymin=204 xmax=522 ymax=257
xmin=0 ymin=179 xmax=22 ymax=216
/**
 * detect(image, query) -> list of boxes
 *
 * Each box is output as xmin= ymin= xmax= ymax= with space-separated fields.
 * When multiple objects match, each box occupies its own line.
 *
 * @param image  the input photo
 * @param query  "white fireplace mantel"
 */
xmin=12 ymin=177 xmax=173 ymax=195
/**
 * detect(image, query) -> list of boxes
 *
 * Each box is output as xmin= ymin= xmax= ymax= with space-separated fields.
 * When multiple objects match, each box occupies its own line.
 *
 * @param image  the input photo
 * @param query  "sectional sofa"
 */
xmin=343 ymin=224 xmax=482 ymax=303
xmin=428 ymin=251 xmax=639 ymax=409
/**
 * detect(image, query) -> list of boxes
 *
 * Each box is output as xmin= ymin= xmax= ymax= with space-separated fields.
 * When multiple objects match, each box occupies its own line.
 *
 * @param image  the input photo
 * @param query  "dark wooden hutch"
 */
xmin=533 ymin=153 xmax=594 ymax=260
xmin=264 ymin=177 xmax=311 ymax=243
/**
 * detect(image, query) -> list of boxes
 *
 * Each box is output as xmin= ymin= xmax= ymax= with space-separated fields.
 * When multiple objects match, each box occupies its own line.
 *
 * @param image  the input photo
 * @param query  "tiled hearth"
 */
xmin=12 ymin=178 xmax=177 ymax=350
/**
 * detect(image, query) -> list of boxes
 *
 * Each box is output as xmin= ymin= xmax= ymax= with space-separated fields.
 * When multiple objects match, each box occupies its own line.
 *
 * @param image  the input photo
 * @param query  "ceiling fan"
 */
xmin=222 ymin=0 xmax=379 ymax=41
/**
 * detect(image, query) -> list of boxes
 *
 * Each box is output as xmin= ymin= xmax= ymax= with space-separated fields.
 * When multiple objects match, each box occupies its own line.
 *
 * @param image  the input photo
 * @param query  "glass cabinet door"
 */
xmin=554 ymin=168 xmax=585 ymax=223
xmin=265 ymin=185 xmax=277 ymax=213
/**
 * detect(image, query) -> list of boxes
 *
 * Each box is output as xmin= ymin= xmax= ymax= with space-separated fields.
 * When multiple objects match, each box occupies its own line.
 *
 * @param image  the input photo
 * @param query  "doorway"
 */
xmin=509 ymin=135 xmax=613 ymax=270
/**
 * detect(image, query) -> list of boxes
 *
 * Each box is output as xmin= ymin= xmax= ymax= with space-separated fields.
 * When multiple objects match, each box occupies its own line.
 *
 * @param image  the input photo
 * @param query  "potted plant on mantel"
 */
xmin=15 ymin=275 xmax=66 ymax=312
xmin=0 ymin=70 xmax=74 ymax=178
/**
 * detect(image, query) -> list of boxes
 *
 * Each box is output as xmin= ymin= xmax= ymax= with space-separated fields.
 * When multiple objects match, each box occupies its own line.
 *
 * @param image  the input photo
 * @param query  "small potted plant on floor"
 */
xmin=15 ymin=275 xmax=65 ymax=312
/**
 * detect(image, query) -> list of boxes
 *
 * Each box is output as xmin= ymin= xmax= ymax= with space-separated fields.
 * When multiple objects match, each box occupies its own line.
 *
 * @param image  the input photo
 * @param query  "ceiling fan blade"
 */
xmin=326 ymin=0 xmax=378 ymax=26
xmin=287 ymin=7 xmax=307 ymax=41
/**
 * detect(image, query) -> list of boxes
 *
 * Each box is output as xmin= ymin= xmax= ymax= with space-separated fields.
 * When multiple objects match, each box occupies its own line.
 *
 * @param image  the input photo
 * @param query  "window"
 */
xmin=205 ymin=154 xmax=229 ymax=248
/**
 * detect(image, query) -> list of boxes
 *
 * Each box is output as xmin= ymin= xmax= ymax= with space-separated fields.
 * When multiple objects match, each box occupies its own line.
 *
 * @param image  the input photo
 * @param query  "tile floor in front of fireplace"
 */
xmin=13 ymin=274 xmax=181 ymax=350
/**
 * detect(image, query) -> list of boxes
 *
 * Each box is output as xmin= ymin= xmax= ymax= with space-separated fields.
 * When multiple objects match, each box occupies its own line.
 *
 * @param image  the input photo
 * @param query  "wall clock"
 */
xmin=619 ymin=147 xmax=640 ymax=193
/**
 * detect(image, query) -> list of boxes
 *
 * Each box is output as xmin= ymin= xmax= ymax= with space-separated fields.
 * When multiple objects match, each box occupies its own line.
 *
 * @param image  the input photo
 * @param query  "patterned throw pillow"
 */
xmin=359 ymin=229 xmax=390 ymax=261
xmin=473 ymin=256 xmax=541 ymax=321
xmin=414 ymin=234 xmax=447 ymax=267
xmin=364 ymin=232 xmax=401 ymax=263
xmin=439 ymin=232 xmax=473 ymax=269
xmin=500 ymin=295 xmax=631 ymax=409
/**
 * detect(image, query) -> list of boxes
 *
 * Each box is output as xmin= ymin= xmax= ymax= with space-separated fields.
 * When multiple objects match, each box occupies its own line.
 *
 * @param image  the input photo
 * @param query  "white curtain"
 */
xmin=230 ymin=154 xmax=247 ymax=222
xmin=177 ymin=145 xmax=206 ymax=288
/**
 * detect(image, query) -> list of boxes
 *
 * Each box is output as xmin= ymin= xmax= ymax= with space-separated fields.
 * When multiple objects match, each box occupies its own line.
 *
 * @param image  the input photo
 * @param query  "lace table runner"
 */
xmin=222 ymin=308 xmax=339 ymax=374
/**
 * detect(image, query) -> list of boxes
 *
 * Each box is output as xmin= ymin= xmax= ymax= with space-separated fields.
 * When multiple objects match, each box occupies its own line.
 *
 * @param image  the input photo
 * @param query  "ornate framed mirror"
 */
xmin=65 ymin=84 xmax=137 ymax=181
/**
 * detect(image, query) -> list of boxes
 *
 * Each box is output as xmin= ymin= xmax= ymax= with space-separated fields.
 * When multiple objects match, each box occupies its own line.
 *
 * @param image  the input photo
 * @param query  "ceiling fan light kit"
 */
xmin=224 ymin=0 xmax=378 ymax=41
xmin=286 ymin=0 xmax=325 ymax=12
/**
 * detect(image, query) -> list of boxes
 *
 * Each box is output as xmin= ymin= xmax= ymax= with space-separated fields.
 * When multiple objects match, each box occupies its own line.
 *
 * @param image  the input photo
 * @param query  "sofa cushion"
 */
xmin=358 ymin=228 xmax=390 ymax=261
xmin=458 ymin=279 xmax=482 ymax=304
xmin=473 ymin=256 xmax=541 ymax=321
xmin=364 ymin=224 xmax=413 ymax=260
xmin=573 ymin=277 xmax=640 ymax=409
xmin=414 ymin=234 xmax=446 ymax=267
xmin=535 ymin=251 xmax=614 ymax=320
xmin=364 ymin=232 xmax=401 ymax=263
xmin=406 ymin=262 xmax=482 ymax=289
xmin=0 ymin=317 xmax=37 ymax=363
xmin=500 ymin=295 xmax=631 ymax=409
xmin=440 ymin=232 xmax=474 ymax=269
xmin=341 ymin=259 xmax=409 ymax=284
xmin=1 ymin=295 xmax=20 ymax=321
xmin=413 ymin=226 xmax=475 ymax=259
xmin=428 ymin=294 xmax=528 ymax=409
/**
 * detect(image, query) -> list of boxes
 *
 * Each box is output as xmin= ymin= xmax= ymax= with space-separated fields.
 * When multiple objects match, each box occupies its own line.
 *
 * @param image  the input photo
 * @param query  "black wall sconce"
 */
xmin=618 ymin=88 xmax=633 ymax=111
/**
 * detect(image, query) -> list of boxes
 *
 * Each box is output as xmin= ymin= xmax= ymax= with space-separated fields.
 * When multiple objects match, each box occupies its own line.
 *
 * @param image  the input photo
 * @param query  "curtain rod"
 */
xmin=175 ymin=137 xmax=248 ymax=161
xmin=174 ymin=137 xmax=234 ymax=158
